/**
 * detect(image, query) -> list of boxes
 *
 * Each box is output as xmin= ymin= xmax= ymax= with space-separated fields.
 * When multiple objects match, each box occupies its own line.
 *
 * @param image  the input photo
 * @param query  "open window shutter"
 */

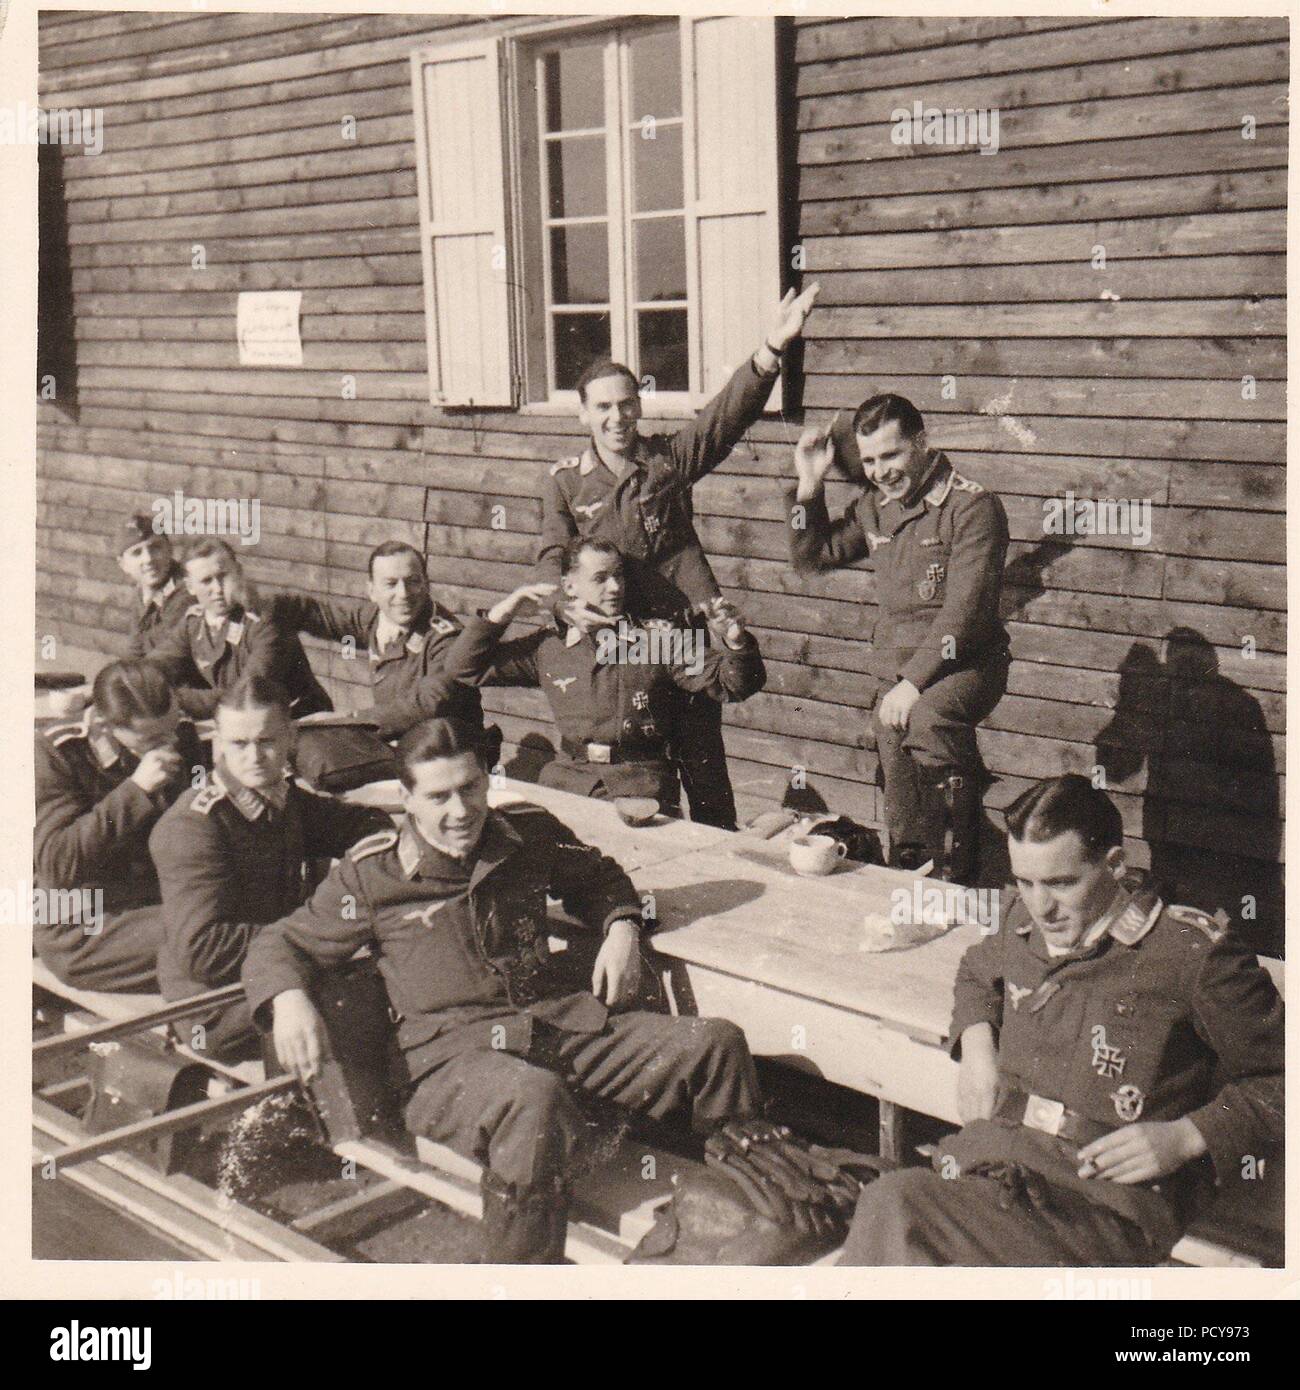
xmin=681 ymin=16 xmax=782 ymax=412
xmin=410 ymin=38 xmax=514 ymax=407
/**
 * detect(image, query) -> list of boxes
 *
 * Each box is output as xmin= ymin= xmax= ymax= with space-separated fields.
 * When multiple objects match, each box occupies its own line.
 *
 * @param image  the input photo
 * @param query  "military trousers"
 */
xmin=839 ymin=1165 xmax=1162 ymax=1266
xmin=873 ymin=652 xmax=1009 ymax=864
xmin=35 ymin=907 xmax=165 ymax=995
xmin=669 ymin=690 xmax=736 ymax=830
xmin=404 ymin=1012 xmax=761 ymax=1191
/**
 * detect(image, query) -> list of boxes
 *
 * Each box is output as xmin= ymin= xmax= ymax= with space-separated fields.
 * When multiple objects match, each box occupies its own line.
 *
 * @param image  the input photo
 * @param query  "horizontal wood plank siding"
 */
xmin=36 ymin=12 xmax=1286 ymax=948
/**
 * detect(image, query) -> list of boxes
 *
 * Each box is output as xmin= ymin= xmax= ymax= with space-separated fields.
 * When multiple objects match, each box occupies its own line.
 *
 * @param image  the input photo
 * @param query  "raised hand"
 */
xmin=766 ymin=283 xmax=821 ymax=351
xmin=486 ymin=582 xmax=557 ymax=626
xmin=793 ymin=415 xmax=839 ymax=496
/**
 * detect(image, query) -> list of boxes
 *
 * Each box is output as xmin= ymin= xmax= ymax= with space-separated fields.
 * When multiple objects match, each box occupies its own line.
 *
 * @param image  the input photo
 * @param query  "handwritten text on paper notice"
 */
xmin=237 ymin=291 xmax=303 ymax=366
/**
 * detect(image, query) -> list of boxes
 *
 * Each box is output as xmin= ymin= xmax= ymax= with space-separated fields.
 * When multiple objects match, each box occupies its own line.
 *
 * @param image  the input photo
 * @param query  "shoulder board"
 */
xmin=1167 ymin=903 xmax=1227 ymax=944
xmin=185 ymin=604 xmax=204 ymax=620
xmin=44 ymin=719 xmax=89 ymax=748
xmin=499 ymin=801 xmax=548 ymax=819
xmin=244 ymin=610 xmax=261 ymax=625
xmin=348 ymin=829 xmax=399 ymax=862
xmin=949 ymin=472 xmax=984 ymax=494
xmin=429 ymin=617 xmax=457 ymax=636
xmin=549 ymin=455 xmax=582 ymax=478
xmin=189 ymin=784 xmax=227 ymax=816
xmin=1109 ymin=889 xmax=1162 ymax=946
xmin=640 ymin=617 xmax=673 ymax=631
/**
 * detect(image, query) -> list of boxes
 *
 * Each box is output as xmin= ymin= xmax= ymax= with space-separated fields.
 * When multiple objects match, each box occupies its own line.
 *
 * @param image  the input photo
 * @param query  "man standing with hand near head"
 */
xmin=788 ymin=394 xmax=1009 ymax=880
xmin=538 ymin=285 xmax=819 ymax=828
xmin=839 ymin=774 xmax=1284 ymax=1266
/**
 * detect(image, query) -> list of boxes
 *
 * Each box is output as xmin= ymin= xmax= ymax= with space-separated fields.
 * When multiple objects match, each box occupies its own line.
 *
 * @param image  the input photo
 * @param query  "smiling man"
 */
xmin=242 ymin=716 xmax=763 ymax=1262
xmin=788 ymin=394 xmax=1010 ymax=880
xmin=116 ymin=512 xmax=191 ymax=660
xmin=538 ymin=286 xmax=819 ymax=828
xmin=839 ymin=774 xmax=1284 ymax=1266
xmin=269 ymin=540 xmax=485 ymax=740
xmin=446 ymin=539 xmax=765 ymax=810
xmin=146 ymin=538 xmax=332 ymax=721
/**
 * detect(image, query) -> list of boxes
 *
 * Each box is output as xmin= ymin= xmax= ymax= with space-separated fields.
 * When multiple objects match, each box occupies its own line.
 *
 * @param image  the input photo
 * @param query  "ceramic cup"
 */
xmin=788 ymin=833 xmax=848 ymax=876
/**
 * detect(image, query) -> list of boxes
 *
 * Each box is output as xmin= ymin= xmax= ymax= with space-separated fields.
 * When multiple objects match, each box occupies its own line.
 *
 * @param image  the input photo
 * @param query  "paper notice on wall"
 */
xmin=236 ymin=291 xmax=303 ymax=366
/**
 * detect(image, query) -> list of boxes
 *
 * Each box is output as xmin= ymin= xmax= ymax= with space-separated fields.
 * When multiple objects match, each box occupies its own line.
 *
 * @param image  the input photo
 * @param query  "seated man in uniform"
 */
xmin=447 ymin=538 xmax=765 ymax=812
xmin=268 ymin=539 xmax=485 ymax=741
xmin=840 ymin=774 xmax=1284 ymax=1266
xmin=243 ymin=716 xmax=763 ymax=1262
xmin=146 ymin=537 xmax=333 ymax=720
xmin=35 ymin=659 xmax=206 ymax=992
xmin=538 ymin=285 xmax=819 ymax=829
xmin=149 ymin=675 xmax=390 ymax=1054
xmin=116 ymin=511 xmax=191 ymax=659
xmin=788 ymin=395 xmax=1010 ymax=881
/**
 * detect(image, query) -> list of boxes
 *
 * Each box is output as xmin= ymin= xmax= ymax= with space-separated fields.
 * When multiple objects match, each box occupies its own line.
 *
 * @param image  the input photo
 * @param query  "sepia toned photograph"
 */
xmin=13 ymin=1 xmax=1287 ymax=1304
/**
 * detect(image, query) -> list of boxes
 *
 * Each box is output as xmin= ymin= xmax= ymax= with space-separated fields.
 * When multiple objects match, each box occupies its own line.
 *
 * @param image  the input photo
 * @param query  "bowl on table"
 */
xmin=614 ymin=797 xmax=660 ymax=827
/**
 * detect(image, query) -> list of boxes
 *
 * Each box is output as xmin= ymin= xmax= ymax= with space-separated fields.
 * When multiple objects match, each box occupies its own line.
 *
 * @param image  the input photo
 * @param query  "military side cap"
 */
xmin=118 ymin=510 xmax=162 ymax=553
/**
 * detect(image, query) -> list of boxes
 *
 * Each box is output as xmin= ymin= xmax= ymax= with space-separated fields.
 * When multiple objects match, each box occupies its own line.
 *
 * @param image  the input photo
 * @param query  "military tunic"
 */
xmin=446 ymin=613 xmax=766 ymax=805
xmin=149 ymin=769 xmax=389 ymax=1051
xmin=242 ymin=806 xmax=761 ymax=1189
xmin=268 ymin=592 xmax=484 ymax=739
xmin=127 ymin=565 xmax=192 ymax=660
xmin=789 ymin=452 xmax=1010 ymax=863
xmin=34 ymin=714 xmax=207 ymax=992
xmin=840 ymin=883 xmax=1285 ymax=1265
xmin=538 ymin=354 xmax=780 ymax=828
xmin=146 ymin=603 xmax=333 ymax=721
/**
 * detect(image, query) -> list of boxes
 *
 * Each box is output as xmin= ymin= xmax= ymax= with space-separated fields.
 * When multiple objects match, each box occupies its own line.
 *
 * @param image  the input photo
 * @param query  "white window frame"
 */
xmin=410 ymin=15 xmax=781 ymax=417
xmin=520 ymin=19 xmax=696 ymax=414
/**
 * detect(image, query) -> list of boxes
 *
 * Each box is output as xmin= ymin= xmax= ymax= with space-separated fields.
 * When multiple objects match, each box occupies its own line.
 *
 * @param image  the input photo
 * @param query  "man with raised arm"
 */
xmin=538 ymin=285 xmax=819 ymax=827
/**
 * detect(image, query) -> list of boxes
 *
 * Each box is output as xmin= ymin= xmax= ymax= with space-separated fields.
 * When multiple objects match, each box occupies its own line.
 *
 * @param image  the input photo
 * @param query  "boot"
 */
xmin=932 ymin=770 xmax=980 ymax=884
xmin=478 ymin=1168 xmax=569 ymax=1264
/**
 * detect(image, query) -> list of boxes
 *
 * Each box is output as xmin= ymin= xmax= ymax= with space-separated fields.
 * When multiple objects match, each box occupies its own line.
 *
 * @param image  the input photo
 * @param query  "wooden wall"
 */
xmin=35 ymin=12 xmax=1286 ymax=950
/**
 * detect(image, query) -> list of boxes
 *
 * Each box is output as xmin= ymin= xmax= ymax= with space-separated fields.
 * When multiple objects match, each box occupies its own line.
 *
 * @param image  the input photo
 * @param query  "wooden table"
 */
xmin=353 ymin=779 xmax=971 ymax=1151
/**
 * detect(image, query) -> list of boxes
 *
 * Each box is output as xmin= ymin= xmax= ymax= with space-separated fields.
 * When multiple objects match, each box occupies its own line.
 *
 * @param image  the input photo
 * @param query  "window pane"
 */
xmin=546 ymin=135 xmax=606 ymax=219
xmin=637 ymin=309 xmax=688 ymax=393
xmin=634 ymin=217 xmax=685 ymax=303
xmin=542 ymin=42 xmax=604 ymax=132
xmin=629 ymin=26 xmax=681 ymax=122
xmin=550 ymin=224 xmax=609 ymax=305
xmin=553 ymin=312 xmax=611 ymax=390
xmin=632 ymin=121 xmax=682 ymax=213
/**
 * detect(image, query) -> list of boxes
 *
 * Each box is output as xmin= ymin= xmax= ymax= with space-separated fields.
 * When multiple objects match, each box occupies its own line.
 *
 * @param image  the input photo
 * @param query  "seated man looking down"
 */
xmin=242 ymin=716 xmax=764 ymax=1263
xmin=35 ymin=660 xmax=207 ymax=992
xmin=444 ymin=538 xmax=765 ymax=812
xmin=269 ymin=539 xmax=486 ymax=741
xmin=840 ymin=774 xmax=1284 ymax=1266
xmin=149 ymin=675 xmax=390 ymax=1055
xmin=146 ymin=537 xmax=332 ymax=720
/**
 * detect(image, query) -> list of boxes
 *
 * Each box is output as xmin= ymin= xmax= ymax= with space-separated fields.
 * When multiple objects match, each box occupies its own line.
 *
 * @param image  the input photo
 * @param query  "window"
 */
xmin=536 ymin=23 xmax=690 ymax=395
xmin=411 ymin=17 xmax=782 ymax=411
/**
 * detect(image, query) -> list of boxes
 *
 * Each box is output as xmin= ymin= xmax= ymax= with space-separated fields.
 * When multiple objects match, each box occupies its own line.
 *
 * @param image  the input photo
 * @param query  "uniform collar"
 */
xmin=561 ymin=612 xmax=628 ymax=647
xmin=143 ymin=571 xmax=180 ymax=611
xmin=374 ymin=603 xmax=432 ymax=654
xmin=582 ymin=442 xmax=639 ymax=478
xmin=86 ymin=716 xmax=126 ymax=771
xmin=877 ymin=451 xmax=951 ymax=526
xmin=200 ymin=604 xmax=250 ymax=640
xmin=1017 ymin=876 xmax=1163 ymax=955
xmin=212 ymin=765 xmax=291 ymax=822
xmin=396 ymin=811 xmax=522 ymax=884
